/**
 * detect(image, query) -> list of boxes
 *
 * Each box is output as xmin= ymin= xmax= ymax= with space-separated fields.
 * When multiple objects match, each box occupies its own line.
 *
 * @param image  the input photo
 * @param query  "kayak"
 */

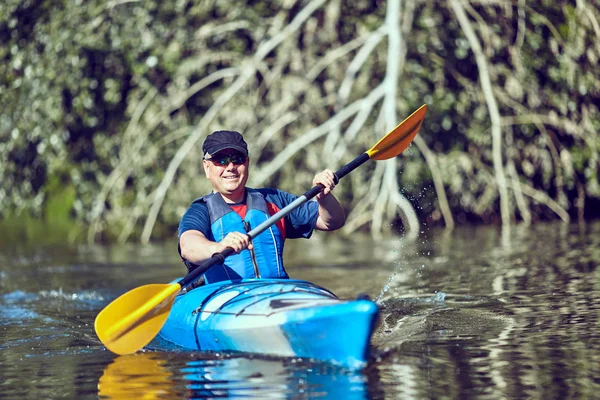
xmin=155 ymin=278 xmax=379 ymax=369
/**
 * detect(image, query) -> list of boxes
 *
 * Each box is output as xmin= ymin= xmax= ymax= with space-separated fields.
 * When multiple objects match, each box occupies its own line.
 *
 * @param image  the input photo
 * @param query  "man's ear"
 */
xmin=202 ymin=160 xmax=210 ymax=178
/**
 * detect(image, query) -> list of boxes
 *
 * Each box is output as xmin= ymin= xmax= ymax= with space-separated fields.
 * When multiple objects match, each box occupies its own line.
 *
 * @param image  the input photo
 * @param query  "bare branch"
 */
xmin=338 ymin=26 xmax=388 ymax=104
xmin=508 ymin=180 xmax=570 ymax=223
xmin=450 ymin=0 xmax=511 ymax=227
xmin=252 ymin=83 xmax=386 ymax=186
xmin=306 ymin=35 xmax=367 ymax=81
xmin=576 ymin=0 xmax=600 ymax=54
xmin=379 ymin=0 xmax=419 ymax=239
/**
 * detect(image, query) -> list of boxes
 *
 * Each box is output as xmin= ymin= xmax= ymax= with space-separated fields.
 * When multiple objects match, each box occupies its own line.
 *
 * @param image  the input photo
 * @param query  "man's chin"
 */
xmin=221 ymin=186 xmax=244 ymax=198
xmin=222 ymin=185 xmax=241 ymax=192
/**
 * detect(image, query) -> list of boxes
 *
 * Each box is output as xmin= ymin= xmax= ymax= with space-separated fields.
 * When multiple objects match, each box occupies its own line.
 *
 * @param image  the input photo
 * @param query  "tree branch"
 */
xmin=450 ymin=0 xmax=511 ymax=227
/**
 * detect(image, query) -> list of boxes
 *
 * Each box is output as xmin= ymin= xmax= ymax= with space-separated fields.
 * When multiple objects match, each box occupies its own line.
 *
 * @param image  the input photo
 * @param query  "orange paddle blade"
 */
xmin=366 ymin=104 xmax=427 ymax=160
xmin=95 ymin=283 xmax=180 ymax=355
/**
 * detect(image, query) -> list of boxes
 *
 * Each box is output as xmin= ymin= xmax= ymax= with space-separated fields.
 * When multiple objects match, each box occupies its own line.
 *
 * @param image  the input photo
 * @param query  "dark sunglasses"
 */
xmin=205 ymin=153 xmax=247 ymax=166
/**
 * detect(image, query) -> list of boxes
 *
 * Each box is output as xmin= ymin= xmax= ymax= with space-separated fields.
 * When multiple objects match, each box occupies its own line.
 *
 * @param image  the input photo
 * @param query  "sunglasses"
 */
xmin=204 ymin=153 xmax=247 ymax=166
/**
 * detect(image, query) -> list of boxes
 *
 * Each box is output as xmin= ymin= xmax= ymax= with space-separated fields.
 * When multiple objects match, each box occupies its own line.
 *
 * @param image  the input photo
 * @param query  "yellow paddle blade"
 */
xmin=366 ymin=104 xmax=427 ymax=160
xmin=95 ymin=283 xmax=181 ymax=355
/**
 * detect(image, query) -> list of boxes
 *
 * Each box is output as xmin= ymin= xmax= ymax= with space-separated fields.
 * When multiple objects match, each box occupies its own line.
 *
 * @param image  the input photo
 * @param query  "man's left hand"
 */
xmin=312 ymin=169 xmax=337 ymax=200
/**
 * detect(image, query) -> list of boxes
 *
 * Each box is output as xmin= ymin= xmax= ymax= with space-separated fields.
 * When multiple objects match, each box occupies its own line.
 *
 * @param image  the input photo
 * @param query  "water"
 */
xmin=1 ymin=222 xmax=599 ymax=399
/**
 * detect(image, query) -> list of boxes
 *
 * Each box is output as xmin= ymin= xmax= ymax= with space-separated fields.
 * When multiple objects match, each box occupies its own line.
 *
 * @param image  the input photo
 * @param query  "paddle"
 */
xmin=95 ymin=104 xmax=427 ymax=355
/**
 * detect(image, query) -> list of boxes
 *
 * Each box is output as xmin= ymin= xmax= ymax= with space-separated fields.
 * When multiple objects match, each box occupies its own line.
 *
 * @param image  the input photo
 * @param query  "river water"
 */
xmin=1 ymin=221 xmax=599 ymax=399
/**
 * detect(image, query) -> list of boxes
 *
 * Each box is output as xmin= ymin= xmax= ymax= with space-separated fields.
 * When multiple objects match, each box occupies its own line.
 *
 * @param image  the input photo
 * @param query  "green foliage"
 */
xmin=1 ymin=0 xmax=599 ymax=242
xmin=44 ymin=174 xmax=76 ymax=223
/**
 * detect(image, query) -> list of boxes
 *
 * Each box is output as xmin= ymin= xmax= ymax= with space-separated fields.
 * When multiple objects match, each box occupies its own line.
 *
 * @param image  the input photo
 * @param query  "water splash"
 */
xmin=375 ymin=272 xmax=398 ymax=305
xmin=39 ymin=288 xmax=105 ymax=303
xmin=430 ymin=291 xmax=446 ymax=303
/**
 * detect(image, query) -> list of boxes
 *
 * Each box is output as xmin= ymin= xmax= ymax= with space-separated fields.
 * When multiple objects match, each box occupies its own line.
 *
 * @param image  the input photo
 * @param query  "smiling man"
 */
xmin=178 ymin=130 xmax=345 ymax=285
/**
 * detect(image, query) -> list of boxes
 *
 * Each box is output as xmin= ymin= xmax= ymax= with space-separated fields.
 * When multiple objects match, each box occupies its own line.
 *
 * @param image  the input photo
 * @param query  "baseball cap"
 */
xmin=202 ymin=130 xmax=248 ymax=157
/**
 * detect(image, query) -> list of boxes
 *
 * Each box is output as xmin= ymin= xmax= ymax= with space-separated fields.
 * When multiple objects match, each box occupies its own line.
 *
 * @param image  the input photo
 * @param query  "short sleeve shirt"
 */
xmin=178 ymin=188 xmax=319 ymax=242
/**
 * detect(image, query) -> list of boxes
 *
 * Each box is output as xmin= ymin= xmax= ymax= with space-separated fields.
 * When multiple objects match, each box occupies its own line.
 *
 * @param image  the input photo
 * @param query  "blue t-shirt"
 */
xmin=178 ymin=188 xmax=319 ymax=242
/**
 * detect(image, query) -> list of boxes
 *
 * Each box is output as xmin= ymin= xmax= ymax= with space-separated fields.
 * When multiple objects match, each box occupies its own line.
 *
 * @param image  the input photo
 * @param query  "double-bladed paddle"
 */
xmin=95 ymin=104 xmax=427 ymax=355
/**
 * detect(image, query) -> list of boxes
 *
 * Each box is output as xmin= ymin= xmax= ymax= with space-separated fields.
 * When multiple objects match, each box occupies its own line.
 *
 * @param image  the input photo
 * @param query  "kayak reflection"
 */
xmin=98 ymin=352 xmax=369 ymax=399
xmin=182 ymin=356 xmax=369 ymax=399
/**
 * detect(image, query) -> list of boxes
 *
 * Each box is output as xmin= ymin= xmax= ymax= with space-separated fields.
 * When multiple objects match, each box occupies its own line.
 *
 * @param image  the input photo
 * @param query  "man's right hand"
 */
xmin=220 ymin=231 xmax=253 ymax=253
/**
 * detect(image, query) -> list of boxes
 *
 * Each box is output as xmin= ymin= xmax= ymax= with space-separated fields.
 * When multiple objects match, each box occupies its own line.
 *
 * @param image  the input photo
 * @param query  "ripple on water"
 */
xmin=1 ymin=291 xmax=49 ymax=325
xmin=0 ymin=288 xmax=105 ymax=357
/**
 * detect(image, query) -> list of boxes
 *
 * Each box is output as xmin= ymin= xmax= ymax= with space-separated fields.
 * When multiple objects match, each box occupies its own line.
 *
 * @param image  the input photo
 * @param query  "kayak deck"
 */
xmin=157 ymin=279 xmax=379 ymax=369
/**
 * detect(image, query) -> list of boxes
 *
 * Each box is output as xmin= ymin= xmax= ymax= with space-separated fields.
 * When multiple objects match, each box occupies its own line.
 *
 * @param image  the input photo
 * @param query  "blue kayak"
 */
xmin=156 ymin=279 xmax=379 ymax=369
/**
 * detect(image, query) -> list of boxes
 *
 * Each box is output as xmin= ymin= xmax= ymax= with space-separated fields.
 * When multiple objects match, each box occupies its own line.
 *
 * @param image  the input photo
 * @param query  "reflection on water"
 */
xmin=98 ymin=352 xmax=368 ymax=399
xmin=98 ymin=353 xmax=183 ymax=399
xmin=1 ymin=221 xmax=599 ymax=398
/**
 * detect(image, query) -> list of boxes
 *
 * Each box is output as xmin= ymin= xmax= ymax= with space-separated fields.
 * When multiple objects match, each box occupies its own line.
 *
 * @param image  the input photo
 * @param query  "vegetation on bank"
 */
xmin=1 ymin=0 xmax=598 ymax=243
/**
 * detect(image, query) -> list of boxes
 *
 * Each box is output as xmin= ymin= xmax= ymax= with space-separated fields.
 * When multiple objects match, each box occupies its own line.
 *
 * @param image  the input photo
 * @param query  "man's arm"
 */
xmin=180 ymin=229 xmax=253 ymax=263
xmin=179 ymin=202 xmax=252 ymax=264
xmin=312 ymin=169 xmax=345 ymax=231
xmin=180 ymin=230 xmax=218 ymax=263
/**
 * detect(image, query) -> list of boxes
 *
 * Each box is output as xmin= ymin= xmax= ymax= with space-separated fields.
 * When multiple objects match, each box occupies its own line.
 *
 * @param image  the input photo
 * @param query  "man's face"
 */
xmin=202 ymin=150 xmax=249 ymax=202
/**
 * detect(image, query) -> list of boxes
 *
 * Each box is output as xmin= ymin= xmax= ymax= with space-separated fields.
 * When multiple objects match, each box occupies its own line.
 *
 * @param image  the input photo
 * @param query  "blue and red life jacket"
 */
xmin=195 ymin=189 xmax=288 ymax=284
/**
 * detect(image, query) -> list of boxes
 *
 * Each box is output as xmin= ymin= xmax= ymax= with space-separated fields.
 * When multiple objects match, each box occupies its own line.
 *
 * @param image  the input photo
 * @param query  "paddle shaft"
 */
xmin=178 ymin=152 xmax=370 ymax=289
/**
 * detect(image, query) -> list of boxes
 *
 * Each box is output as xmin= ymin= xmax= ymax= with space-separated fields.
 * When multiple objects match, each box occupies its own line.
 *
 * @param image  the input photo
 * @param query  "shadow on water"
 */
xmin=1 ymin=221 xmax=600 ymax=398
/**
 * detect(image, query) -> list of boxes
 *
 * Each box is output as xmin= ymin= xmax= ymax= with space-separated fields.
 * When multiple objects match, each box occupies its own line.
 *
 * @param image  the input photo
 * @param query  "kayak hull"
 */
xmin=157 ymin=279 xmax=378 ymax=369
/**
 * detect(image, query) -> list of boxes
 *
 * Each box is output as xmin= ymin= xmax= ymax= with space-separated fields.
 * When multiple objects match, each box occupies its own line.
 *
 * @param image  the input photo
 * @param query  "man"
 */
xmin=178 ymin=130 xmax=345 ymax=284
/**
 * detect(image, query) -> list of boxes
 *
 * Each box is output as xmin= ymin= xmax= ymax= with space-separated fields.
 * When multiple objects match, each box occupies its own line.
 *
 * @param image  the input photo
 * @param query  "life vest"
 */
xmin=195 ymin=189 xmax=287 ymax=284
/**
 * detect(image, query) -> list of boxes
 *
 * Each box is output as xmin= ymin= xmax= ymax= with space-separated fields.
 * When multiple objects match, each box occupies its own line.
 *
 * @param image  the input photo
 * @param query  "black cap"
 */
xmin=202 ymin=130 xmax=248 ymax=157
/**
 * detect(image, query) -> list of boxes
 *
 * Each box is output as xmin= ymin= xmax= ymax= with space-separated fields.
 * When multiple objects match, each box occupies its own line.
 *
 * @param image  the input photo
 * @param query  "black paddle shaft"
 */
xmin=303 ymin=152 xmax=370 ymax=199
xmin=179 ymin=152 xmax=371 ymax=289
